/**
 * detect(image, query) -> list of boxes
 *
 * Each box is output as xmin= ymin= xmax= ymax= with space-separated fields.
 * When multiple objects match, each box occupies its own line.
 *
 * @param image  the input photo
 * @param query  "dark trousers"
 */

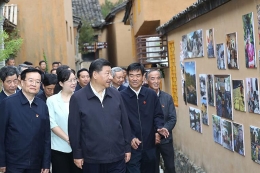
xmin=83 ymin=159 xmax=126 ymax=173
xmin=51 ymin=149 xmax=82 ymax=173
xmin=6 ymin=167 xmax=41 ymax=173
xmin=155 ymin=143 xmax=176 ymax=173
xmin=126 ymin=148 xmax=156 ymax=173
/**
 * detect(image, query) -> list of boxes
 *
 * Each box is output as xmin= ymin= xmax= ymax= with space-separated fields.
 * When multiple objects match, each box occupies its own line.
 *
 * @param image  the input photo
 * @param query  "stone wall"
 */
xmin=160 ymin=148 xmax=206 ymax=173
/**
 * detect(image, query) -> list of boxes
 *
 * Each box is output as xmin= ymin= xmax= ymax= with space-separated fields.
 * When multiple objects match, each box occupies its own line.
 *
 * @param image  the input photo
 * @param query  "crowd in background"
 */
xmin=0 ymin=57 xmax=176 ymax=173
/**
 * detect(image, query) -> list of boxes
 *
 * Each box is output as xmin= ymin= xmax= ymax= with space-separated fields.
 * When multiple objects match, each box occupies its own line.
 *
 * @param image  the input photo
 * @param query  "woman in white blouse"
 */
xmin=47 ymin=69 xmax=82 ymax=173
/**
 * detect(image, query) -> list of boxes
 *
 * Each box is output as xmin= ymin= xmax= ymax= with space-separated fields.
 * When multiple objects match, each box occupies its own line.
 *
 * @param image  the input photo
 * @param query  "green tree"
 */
xmin=0 ymin=29 xmax=23 ymax=61
xmin=101 ymin=0 xmax=124 ymax=18
xmin=78 ymin=20 xmax=95 ymax=53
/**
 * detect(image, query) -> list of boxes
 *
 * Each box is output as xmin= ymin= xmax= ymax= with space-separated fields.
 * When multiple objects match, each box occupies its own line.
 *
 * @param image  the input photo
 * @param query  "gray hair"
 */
xmin=145 ymin=69 xmax=162 ymax=79
xmin=111 ymin=67 xmax=123 ymax=78
xmin=17 ymin=64 xmax=30 ymax=74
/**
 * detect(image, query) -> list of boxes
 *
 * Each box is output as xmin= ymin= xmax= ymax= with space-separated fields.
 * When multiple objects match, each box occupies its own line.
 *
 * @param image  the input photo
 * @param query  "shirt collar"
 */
xmin=90 ymin=82 xmax=106 ymax=98
xmin=129 ymin=85 xmax=142 ymax=96
xmin=3 ymin=88 xmax=16 ymax=96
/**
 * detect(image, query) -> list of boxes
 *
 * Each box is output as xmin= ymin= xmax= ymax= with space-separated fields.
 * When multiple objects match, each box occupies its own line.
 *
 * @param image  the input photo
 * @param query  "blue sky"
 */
xmin=184 ymin=61 xmax=196 ymax=75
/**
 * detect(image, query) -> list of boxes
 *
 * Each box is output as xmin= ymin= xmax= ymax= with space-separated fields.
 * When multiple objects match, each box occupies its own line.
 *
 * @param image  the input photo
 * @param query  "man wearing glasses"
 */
xmin=0 ymin=66 xmax=19 ymax=102
xmin=0 ymin=68 xmax=51 ymax=173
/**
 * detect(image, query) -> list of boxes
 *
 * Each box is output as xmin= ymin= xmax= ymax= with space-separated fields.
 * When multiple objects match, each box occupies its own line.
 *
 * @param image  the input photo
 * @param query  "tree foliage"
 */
xmin=78 ymin=20 xmax=95 ymax=53
xmin=101 ymin=0 xmax=124 ymax=18
xmin=0 ymin=29 xmax=23 ymax=61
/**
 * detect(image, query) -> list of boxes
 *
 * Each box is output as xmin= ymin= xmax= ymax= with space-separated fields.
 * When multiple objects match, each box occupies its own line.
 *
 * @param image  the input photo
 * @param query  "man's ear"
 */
xmin=93 ymin=71 xmax=98 ymax=80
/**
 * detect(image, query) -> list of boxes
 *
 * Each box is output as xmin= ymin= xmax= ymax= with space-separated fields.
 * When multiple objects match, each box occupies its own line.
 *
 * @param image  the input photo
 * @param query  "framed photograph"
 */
xmin=184 ymin=61 xmax=197 ymax=105
xmin=233 ymin=122 xmax=245 ymax=156
xmin=226 ymin=32 xmax=239 ymax=69
xmin=212 ymin=114 xmax=222 ymax=145
xmin=183 ymin=29 xmax=204 ymax=58
xmin=232 ymin=80 xmax=246 ymax=112
xmin=216 ymin=43 xmax=226 ymax=70
xmin=199 ymin=74 xmax=209 ymax=125
xmin=214 ymin=75 xmax=233 ymax=120
xmin=257 ymin=5 xmax=260 ymax=45
xmin=250 ymin=126 xmax=260 ymax=164
xmin=189 ymin=107 xmax=202 ymax=133
xmin=243 ymin=12 xmax=257 ymax=68
xmin=206 ymin=29 xmax=215 ymax=58
xmin=207 ymin=74 xmax=215 ymax=106
xmin=221 ymin=119 xmax=233 ymax=151
xmin=246 ymin=78 xmax=259 ymax=114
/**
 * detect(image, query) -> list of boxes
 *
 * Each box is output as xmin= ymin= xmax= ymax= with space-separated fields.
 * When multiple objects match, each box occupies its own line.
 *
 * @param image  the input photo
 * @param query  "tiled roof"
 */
xmin=105 ymin=1 xmax=127 ymax=22
xmin=72 ymin=0 xmax=104 ymax=27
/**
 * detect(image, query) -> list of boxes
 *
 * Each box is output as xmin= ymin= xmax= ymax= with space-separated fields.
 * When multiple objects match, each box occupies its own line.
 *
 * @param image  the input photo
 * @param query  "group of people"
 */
xmin=0 ymin=58 xmax=177 ymax=173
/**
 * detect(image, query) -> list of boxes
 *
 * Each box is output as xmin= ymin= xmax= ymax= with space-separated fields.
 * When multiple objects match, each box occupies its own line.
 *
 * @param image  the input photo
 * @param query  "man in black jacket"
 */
xmin=68 ymin=59 xmax=131 ymax=173
xmin=146 ymin=70 xmax=177 ymax=173
xmin=120 ymin=63 xmax=169 ymax=173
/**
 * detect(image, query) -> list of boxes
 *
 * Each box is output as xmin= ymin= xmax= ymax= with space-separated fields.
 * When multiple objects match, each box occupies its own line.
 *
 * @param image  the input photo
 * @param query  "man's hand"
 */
xmin=157 ymin=128 xmax=169 ymax=138
xmin=131 ymin=138 xmax=141 ymax=149
xmin=125 ymin=152 xmax=131 ymax=163
xmin=155 ymin=133 xmax=161 ymax=144
xmin=41 ymin=168 xmax=49 ymax=173
xmin=0 ymin=167 xmax=6 ymax=172
xmin=74 ymin=159 xmax=84 ymax=169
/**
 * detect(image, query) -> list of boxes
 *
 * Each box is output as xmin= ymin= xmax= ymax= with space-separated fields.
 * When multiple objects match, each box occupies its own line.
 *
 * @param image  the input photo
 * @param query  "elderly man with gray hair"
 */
xmin=111 ymin=67 xmax=127 ymax=91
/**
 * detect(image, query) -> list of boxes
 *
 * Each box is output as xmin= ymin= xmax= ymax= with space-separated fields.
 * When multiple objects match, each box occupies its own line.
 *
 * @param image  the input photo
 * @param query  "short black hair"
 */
xmin=42 ymin=74 xmax=58 ymax=86
xmin=77 ymin=68 xmax=89 ymax=78
xmin=70 ymin=69 xmax=76 ymax=75
xmin=5 ymin=57 xmax=15 ymax=64
xmin=50 ymin=69 xmax=56 ymax=73
xmin=56 ymin=65 xmax=70 ymax=75
xmin=23 ymin=61 xmax=33 ymax=66
xmin=52 ymin=62 xmax=59 ymax=66
xmin=39 ymin=60 xmax=46 ymax=66
xmin=121 ymin=67 xmax=127 ymax=71
xmin=126 ymin=63 xmax=145 ymax=75
xmin=89 ymin=58 xmax=111 ymax=78
xmin=0 ymin=66 xmax=19 ymax=82
xmin=20 ymin=68 xmax=43 ymax=81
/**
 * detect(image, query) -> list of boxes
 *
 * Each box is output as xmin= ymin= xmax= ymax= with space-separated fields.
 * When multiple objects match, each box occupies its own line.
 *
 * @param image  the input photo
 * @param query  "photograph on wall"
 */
xmin=232 ymin=80 xmax=246 ymax=112
xmin=246 ymin=78 xmax=259 ymax=114
xmin=257 ymin=5 xmax=260 ymax=45
xmin=226 ymin=32 xmax=239 ymax=69
xmin=216 ymin=43 xmax=226 ymax=69
xmin=212 ymin=114 xmax=222 ymax=145
xmin=250 ymin=126 xmax=260 ymax=164
xmin=182 ymin=29 xmax=203 ymax=59
xmin=207 ymin=74 xmax=215 ymax=106
xmin=206 ymin=29 xmax=215 ymax=58
xmin=199 ymin=74 xmax=209 ymax=125
xmin=233 ymin=123 xmax=245 ymax=156
xmin=181 ymin=35 xmax=188 ymax=59
xmin=215 ymin=75 xmax=232 ymax=120
xmin=184 ymin=61 xmax=197 ymax=105
xmin=243 ymin=12 xmax=257 ymax=68
xmin=189 ymin=107 xmax=202 ymax=133
xmin=221 ymin=119 xmax=233 ymax=151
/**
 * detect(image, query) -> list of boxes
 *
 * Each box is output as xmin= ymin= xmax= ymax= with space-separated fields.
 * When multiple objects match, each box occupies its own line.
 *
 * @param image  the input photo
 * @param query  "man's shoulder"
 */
xmin=160 ymin=90 xmax=172 ymax=98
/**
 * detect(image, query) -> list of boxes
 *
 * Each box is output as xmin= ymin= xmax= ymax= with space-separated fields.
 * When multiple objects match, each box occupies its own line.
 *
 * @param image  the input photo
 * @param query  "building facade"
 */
xmin=10 ymin=0 xmax=76 ymax=70
xmin=157 ymin=0 xmax=260 ymax=172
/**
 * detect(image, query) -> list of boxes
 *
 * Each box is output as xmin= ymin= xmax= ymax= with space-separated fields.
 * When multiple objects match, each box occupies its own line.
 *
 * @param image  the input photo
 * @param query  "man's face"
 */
xmin=2 ymin=74 xmax=18 ymax=95
xmin=128 ymin=70 xmax=143 ymax=91
xmin=40 ymin=62 xmax=46 ymax=70
xmin=94 ymin=66 xmax=112 ymax=89
xmin=112 ymin=71 xmax=124 ymax=87
xmin=21 ymin=72 xmax=42 ymax=95
xmin=7 ymin=59 xmax=15 ymax=66
xmin=147 ymin=71 xmax=161 ymax=91
xmin=122 ymin=70 xmax=126 ymax=78
xmin=52 ymin=64 xmax=59 ymax=69
xmin=78 ymin=71 xmax=90 ymax=87
xmin=43 ymin=84 xmax=55 ymax=97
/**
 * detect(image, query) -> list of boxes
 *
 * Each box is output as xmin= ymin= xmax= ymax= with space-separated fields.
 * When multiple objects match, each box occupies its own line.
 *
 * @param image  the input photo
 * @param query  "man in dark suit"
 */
xmin=146 ymin=70 xmax=177 ymax=173
xmin=0 ymin=68 xmax=51 ymax=173
xmin=75 ymin=68 xmax=90 ymax=91
xmin=0 ymin=66 xmax=19 ymax=102
xmin=111 ymin=67 xmax=127 ymax=91
xmin=68 ymin=59 xmax=131 ymax=173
